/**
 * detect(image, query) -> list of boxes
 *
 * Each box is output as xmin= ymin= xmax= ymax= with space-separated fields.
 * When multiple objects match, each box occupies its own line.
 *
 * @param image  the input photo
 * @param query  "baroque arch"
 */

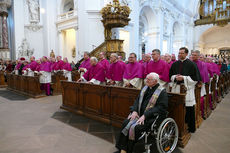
xmin=60 ymin=0 xmax=74 ymax=14
xmin=172 ymin=21 xmax=183 ymax=56
xmin=139 ymin=5 xmax=157 ymax=54
xmin=198 ymin=25 xmax=230 ymax=55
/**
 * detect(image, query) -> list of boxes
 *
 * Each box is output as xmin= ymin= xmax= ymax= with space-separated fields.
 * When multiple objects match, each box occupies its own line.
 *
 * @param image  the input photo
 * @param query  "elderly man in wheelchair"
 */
xmin=115 ymin=73 xmax=178 ymax=153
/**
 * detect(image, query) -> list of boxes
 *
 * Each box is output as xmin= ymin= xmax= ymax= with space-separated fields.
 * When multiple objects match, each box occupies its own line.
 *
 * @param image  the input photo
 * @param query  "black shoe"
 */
xmin=50 ymin=88 xmax=53 ymax=95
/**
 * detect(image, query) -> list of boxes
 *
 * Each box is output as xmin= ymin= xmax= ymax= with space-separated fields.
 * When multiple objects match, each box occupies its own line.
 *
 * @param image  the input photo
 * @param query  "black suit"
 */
xmin=116 ymin=83 xmax=168 ymax=153
xmin=18 ymin=64 xmax=25 ymax=75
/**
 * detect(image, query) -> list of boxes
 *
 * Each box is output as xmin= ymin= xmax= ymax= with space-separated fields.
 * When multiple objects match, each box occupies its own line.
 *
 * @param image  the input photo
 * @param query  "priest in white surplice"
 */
xmin=169 ymin=47 xmax=201 ymax=133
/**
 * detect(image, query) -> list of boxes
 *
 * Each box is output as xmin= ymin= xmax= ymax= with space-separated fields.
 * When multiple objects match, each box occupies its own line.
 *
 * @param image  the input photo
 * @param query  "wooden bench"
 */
xmin=211 ymin=75 xmax=217 ymax=110
xmin=203 ymin=83 xmax=212 ymax=119
xmin=6 ymin=74 xmax=44 ymax=98
xmin=195 ymin=83 xmax=203 ymax=128
xmin=60 ymin=81 xmax=190 ymax=148
xmin=0 ymin=71 xmax=7 ymax=88
xmin=51 ymin=71 xmax=68 ymax=95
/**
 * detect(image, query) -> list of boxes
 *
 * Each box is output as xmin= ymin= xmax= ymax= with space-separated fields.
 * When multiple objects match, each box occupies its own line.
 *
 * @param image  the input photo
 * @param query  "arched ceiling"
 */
xmin=171 ymin=0 xmax=200 ymax=17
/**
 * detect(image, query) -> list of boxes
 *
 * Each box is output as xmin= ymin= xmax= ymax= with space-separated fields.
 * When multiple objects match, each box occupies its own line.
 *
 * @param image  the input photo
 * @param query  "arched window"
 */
xmin=62 ymin=0 xmax=74 ymax=14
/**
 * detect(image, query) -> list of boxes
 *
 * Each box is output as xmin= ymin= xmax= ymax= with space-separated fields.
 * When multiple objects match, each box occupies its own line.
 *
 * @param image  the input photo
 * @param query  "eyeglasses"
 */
xmin=146 ymin=78 xmax=154 ymax=81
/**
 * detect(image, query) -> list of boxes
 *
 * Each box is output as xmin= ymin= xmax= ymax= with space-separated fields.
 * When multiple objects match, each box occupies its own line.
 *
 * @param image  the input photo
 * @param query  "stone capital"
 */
xmin=0 ymin=0 xmax=12 ymax=13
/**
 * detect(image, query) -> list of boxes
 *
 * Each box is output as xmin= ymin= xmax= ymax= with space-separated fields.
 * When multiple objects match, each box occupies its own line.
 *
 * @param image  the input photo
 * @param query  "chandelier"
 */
xmin=195 ymin=0 xmax=230 ymax=27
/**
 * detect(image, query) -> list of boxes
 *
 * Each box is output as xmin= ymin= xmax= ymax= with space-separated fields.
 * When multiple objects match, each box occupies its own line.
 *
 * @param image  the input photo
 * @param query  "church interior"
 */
xmin=0 ymin=0 xmax=230 ymax=153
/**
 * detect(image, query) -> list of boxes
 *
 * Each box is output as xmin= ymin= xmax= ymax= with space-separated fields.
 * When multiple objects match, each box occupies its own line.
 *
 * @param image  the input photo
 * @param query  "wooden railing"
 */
xmin=79 ymin=39 xmax=125 ymax=63
xmin=79 ymin=42 xmax=107 ymax=63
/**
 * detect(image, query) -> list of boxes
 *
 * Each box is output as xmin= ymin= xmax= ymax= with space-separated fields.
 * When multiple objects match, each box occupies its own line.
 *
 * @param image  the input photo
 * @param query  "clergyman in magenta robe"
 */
xmin=123 ymin=53 xmax=143 ymax=89
xmin=79 ymin=52 xmax=91 ymax=77
xmin=78 ymin=57 xmax=105 ymax=85
xmin=98 ymin=52 xmax=110 ymax=76
xmin=54 ymin=56 xmax=64 ymax=71
xmin=192 ymin=50 xmax=210 ymax=118
xmin=107 ymin=53 xmax=125 ymax=86
xmin=39 ymin=56 xmax=52 ymax=96
xmin=144 ymin=49 xmax=170 ymax=86
xmin=63 ymin=57 xmax=72 ymax=81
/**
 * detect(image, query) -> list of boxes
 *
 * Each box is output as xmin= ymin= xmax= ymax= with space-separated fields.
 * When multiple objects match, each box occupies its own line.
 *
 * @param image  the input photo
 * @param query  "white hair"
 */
xmin=191 ymin=50 xmax=200 ymax=56
xmin=147 ymin=72 xmax=159 ymax=82
xmin=165 ymin=53 xmax=171 ymax=57
xmin=90 ymin=57 xmax=98 ymax=63
xmin=111 ymin=53 xmax=118 ymax=59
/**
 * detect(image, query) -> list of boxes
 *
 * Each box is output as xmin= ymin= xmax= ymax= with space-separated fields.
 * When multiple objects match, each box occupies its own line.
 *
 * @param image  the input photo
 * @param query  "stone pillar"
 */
xmin=0 ymin=15 xmax=2 ymax=48
xmin=1 ymin=12 xmax=8 ymax=49
xmin=0 ymin=0 xmax=12 ymax=59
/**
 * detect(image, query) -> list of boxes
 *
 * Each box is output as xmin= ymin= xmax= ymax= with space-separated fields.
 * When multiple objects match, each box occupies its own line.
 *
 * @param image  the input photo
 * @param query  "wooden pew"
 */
xmin=60 ymin=81 xmax=191 ymax=148
xmin=226 ymin=72 xmax=230 ymax=93
xmin=204 ymin=83 xmax=212 ymax=119
xmin=211 ymin=76 xmax=217 ymax=110
xmin=195 ymin=83 xmax=203 ymax=128
xmin=52 ymin=71 xmax=68 ymax=94
xmin=71 ymin=71 xmax=80 ymax=82
xmin=217 ymin=74 xmax=223 ymax=102
xmin=0 ymin=71 xmax=7 ymax=88
xmin=6 ymin=74 xmax=44 ymax=98
xmin=223 ymin=72 xmax=228 ymax=95
xmin=6 ymin=73 xmax=14 ymax=89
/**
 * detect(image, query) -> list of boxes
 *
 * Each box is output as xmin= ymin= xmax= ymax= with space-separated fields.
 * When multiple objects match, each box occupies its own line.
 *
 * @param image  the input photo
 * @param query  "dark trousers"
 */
xmin=41 ymin=83 xmax=51 ymax=96
xmin=185 ymin=106 xmax=196 ymax=133
xmin=116 ymin=116 xmax=165 ymax=153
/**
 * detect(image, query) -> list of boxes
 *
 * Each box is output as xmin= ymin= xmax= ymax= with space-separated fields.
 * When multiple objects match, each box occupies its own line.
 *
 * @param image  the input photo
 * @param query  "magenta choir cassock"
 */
xmin=82 ymin=63 xmax=105 ymax=85
xmin=39 ymin=61 xmax=52 ymax=96
xmin=144 ymin=59 xmax=170 ymax=86
xmin=193 ymin=60 xmax=210 ymax=117
xmin=123 ymin=61 xmax=144 ymax=89
xmin=107 ymin=61 xmax=125 ymax=86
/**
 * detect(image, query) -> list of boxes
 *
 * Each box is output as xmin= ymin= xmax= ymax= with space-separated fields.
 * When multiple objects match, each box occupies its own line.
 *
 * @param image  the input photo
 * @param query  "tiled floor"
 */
xmin=0 ymin=88 xmax=230 ymax=153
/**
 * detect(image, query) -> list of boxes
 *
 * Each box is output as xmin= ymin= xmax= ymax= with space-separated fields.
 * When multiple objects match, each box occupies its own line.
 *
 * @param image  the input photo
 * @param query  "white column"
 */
xmin=0 ymin=16 xmax=2 ymax=48
xmin=58 ymin=30 xmax=64 ymax=57
xmin=129 ymin=0 xmax=140 ymax=59
xmin=74 ymin=26 xmax=80 ymax=61
xmin=157 ymin=10 xmax=164 ymax=52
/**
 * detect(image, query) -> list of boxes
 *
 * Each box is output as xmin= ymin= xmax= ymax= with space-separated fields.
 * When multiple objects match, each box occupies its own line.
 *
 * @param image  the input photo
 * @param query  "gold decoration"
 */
xmin=79 ymin=0 xmax=131 ymax=63
xmin=50 ymin=50 xmax=55 ymax=58
xmin=195 ymin=0 xmax=230 ymax=27
xmin=72 ymin=46 xmax=76 ymax=58
xmin=100 ymin=0 xmax=131 ymax=40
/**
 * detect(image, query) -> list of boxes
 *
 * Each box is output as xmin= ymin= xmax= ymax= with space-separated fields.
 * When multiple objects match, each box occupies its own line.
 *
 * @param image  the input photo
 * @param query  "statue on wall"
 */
xmin=27 ymin=0 xmax=40 ymax=23
xmin=17 ymin=39 xmax=34 ymax=59
xmin=72 ymin=46 xmax=76 ymax=58
xmin=50 ymin=50 xmax=55 ymax=58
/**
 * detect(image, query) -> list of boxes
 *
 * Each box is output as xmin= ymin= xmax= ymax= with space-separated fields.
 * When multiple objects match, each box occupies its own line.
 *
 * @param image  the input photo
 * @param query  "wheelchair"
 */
xmin=138 ymin=113 xmax=179 ymax=153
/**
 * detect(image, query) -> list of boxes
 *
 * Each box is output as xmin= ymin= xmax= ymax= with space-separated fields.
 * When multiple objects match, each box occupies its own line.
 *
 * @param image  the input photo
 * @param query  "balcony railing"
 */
xmin=57 ymin=10 xmax=77 ymax=22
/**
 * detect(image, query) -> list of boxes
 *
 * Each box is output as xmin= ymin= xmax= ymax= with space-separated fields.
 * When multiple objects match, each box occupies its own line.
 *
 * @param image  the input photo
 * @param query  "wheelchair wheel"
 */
xmin=156 ymin=118 xmax=178 ymax=153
